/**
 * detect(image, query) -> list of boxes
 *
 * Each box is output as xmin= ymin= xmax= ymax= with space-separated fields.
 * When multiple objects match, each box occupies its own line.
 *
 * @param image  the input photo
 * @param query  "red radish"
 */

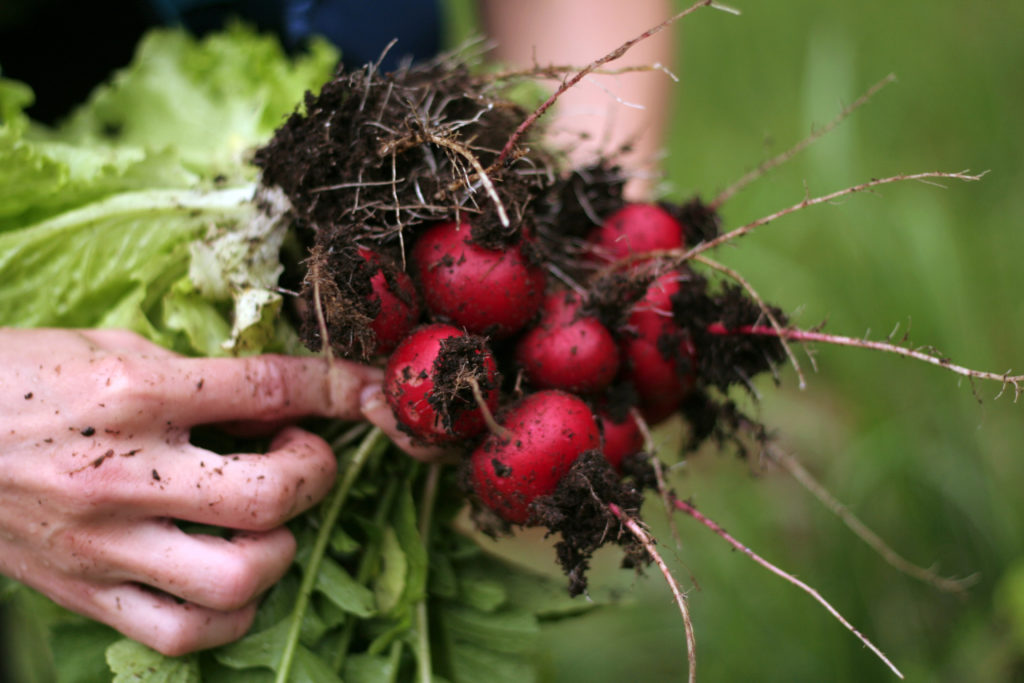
xmin=514 ymin=291 xmax=619 ymax=394
xmin=411 ymin=220 xmax=546 ymax=338
xmin=587 ymin=203 xmax=684 ymax=263
xmin=597 ymin=410 xmax=644 ymax=472
xmin=384 ymin=324 xmax=499 ymax=444
xmin=359 ymin=247 xmax=421 ymax=355
xmin=622 ymin=271 xmax=696 ymax=424
xmin=471 ymin=390 xmax=601 ymax=525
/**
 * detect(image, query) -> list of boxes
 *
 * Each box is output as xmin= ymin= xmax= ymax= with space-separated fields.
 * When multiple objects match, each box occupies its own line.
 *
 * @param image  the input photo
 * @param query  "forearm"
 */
xmin=480 ymin=0 xmax=676 ymax=195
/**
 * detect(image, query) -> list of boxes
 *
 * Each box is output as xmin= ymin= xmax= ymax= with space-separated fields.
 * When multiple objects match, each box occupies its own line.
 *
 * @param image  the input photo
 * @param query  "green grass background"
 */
xmin=6 ymin=2 xmax=1024 ymax=681
xmin=451 ymin=1 xmax=1024 ymax=681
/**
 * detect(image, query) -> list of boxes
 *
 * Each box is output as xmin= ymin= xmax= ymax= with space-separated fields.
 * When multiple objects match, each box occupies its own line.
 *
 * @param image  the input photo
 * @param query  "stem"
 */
xmin=607 ymin=503 xmax=696 ymax=683
xmin=331 ymin=476 xmax=401 ymax=672
xmin=670 ymin=496 xmax=904 ymax=679
xmin=763 ymin=444 xmax=978 ymax=595
xmin=386 ymin=640 xmax=404 ymax=683
xmin=415 ymin=464 xmax=442 ymax=683
xmin=708 ymin=323 xmax=1024 ymax=397
xmin=331 ymin=422 xmax=371 ymax=452
xmin=276 ymin=427 xmax=385 ymax=683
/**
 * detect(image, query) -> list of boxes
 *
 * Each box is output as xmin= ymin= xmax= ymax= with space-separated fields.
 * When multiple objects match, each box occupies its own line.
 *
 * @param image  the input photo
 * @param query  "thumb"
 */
xmin=359 ymin=384 xmax=459 ymax=464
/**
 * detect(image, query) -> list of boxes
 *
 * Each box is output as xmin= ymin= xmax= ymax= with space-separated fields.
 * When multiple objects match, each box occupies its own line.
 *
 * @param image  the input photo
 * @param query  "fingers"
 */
xmin=102 ymin=522 xmax=296 ymax=612
xmin=15 ymin=542 xmax=263 ymax=657
xmin=77 ymin=328 xmax=178 ymax=358
xmin=146 ymin=355 xmax=384 ymax=427
xmin=88 ymin=583 xmax=258 ymax=657
xmin=75 ymin=427 xmax=338 ymax=530
xmin=359 ymin=384 xmax=460 ymax=464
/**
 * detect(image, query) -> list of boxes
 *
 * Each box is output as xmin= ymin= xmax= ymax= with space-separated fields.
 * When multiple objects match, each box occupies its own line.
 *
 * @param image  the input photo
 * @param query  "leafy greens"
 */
xmin=0 ymin=23 xmax=602 ymax=683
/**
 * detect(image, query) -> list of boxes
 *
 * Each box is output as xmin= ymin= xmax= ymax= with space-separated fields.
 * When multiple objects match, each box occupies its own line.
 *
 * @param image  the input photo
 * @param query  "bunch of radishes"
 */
xmin=356 ymin=202 xmax=699 ymax=526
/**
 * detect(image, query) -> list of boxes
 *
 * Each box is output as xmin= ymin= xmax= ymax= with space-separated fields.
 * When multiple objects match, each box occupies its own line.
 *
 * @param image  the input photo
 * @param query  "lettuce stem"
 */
xmin=331 ymin=474 xmax=401 ymax=673
xmin=414 ymin=463 xmax=442 ymax=683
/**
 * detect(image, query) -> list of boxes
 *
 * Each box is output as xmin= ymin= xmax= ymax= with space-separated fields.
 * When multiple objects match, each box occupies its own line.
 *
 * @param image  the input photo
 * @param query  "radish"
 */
xmin=470 ymin=390 xmax=601 ymax=525
xmin=587 ymin=203 xmax=684 ymax=263
xmin=514 ymin=291 xmax=620 ymax=394
xmin=622 ymin=271 xmax=696 ymax=424
xmin=384 ymin=324 xmax=499 ymax=444
xmin=359 ymin=247 xmax=421 ymax=355
xmin=597 ymin=410 xmax=644 ymax=472
xmin=411 ymin=220 xmax=546 ymax=338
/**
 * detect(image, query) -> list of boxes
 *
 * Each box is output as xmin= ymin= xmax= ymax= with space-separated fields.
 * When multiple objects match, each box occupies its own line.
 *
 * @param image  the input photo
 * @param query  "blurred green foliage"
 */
xmin=482 ymin=1 xmax=1024 ymax=681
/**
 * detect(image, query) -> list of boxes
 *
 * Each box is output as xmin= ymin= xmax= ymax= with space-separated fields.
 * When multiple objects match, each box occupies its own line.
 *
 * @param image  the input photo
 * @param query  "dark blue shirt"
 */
xmin=148 ymin=0 xmax=442 ymax=71
xmin=0 ymin=0 xmax=442 ymax=122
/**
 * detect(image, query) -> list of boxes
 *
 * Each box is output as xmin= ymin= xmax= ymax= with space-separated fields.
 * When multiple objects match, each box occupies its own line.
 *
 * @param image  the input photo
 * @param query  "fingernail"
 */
xmin=360 ymin=384 xmax=384 ymax=413
xmin=327 ymin=364 xmax=379 ymax=419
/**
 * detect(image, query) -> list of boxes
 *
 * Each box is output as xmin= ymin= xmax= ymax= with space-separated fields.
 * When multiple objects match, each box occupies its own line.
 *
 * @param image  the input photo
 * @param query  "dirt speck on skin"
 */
xmin=80 ymin=426 xmax=95 ymax=437
xmin=530 ymin=450 xmax=647 ymax=596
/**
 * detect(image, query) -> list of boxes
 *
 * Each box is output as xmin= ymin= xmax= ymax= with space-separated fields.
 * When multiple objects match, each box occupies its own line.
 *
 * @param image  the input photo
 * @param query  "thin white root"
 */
xmin=311 ymin=272 xmax=333 ymax=364
xmin=764 ymin=444 xmax=978 ymax=595
xmin=688 ymin=170 xmax=986 ymax=261
xmin=710 ymin=323 xmax=1024 ymax=400
xmin=599 ymin=171 xmax=986 ymax=283
xmin=429 ymin=135 xmax=510 ymax=228
xmin=495 ymin=0 xmax=725 ymax=167
xmin=609 ymin=503 xmax=697 ymax=683
xmin=671 ymin=496 xmax=904 ymax=679
xmin=711 ymin=73 xmax=897 ymax=208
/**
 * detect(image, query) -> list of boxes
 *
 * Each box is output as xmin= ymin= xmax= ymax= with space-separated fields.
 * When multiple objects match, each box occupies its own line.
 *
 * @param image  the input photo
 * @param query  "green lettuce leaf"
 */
xmin=58 ymin=24 xmax=338 ymax=183
xmin=0 ymin=25 xmax=336 ymax=355
xmin=0 ymin=185 xmax=275 ymax=354
xmin=106 ymin=639 xmax=200 ymax=683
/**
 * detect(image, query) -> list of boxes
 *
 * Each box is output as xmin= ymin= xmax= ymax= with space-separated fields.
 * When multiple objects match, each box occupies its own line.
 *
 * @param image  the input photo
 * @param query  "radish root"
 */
xmin=762 ymin=443 xmax=978 ymax=595
xmin=710 ymin=73 xmax=898 ymax=209
xmin=608 ymin=502 xmax=697 ymax=683
xmin=670 ymin=495 xmax=905 ymax=679
xmin=708 ymin=322 xmax=1024 ymax=399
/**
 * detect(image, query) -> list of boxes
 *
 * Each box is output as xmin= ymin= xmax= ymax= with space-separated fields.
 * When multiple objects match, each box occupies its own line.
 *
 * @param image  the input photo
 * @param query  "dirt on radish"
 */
xmin=250 ymin=6 xmax=1001 ymax=679
xmin=253 ymin=40 xmax=796 ymax=599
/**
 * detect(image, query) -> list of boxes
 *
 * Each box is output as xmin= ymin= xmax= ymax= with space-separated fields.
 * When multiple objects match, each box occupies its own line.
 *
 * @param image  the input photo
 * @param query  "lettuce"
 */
xmin=0 ymin=25 xmax=337 ymax=354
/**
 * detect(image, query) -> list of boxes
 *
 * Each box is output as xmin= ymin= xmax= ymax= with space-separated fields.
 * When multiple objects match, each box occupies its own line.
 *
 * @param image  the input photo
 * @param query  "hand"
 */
xmin=0 ymin=328 xmax=385 ymax=655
